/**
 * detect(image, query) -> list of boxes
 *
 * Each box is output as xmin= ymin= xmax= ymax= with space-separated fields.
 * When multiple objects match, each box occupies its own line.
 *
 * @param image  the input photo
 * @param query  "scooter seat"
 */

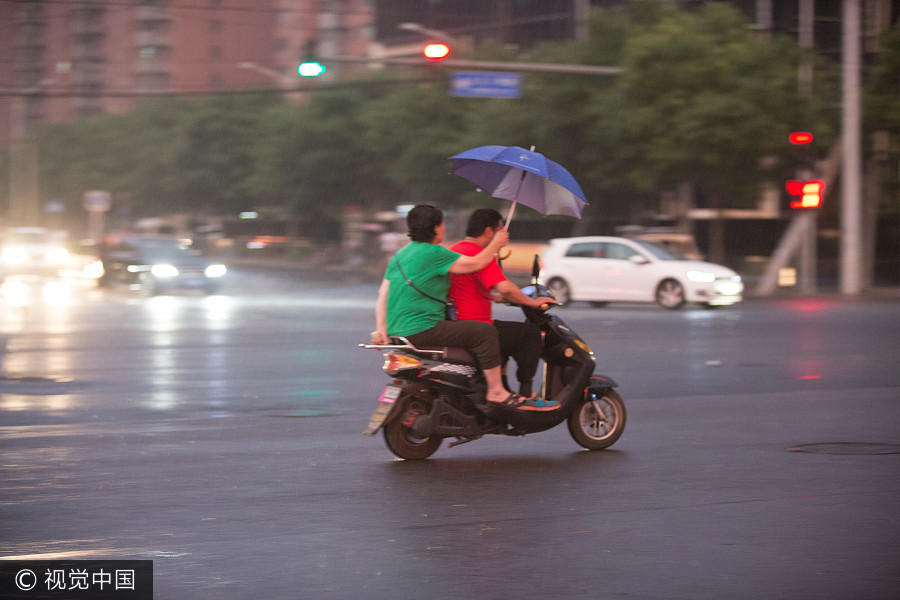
xmin=411 ymin=346 xmax=478 ymax=366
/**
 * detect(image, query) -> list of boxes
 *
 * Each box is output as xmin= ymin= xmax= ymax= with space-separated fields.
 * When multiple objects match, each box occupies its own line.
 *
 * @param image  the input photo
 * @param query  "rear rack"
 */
xmin=358 ymin=337 xmax=446 ymax=357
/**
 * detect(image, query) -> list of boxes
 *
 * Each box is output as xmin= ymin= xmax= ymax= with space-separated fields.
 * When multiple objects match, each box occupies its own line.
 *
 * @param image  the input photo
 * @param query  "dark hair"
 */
xmin=406 ymin=204 xmax=443 ymax=243
xmin=465 ymin=208 xmax=503 ymax=238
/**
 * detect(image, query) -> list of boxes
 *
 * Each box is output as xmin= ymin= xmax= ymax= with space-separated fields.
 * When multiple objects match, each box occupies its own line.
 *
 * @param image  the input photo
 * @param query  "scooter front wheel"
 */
xmin=383 ymin=396 xmax=442 ymax=460
xmin=568 ymin=389 xmax=626 ymax=450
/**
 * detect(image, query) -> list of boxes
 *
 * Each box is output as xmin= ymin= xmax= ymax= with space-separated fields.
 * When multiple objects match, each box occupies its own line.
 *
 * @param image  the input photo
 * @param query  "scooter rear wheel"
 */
xmin=383 ymin=396 xmax=442 ymax=460
xmin=568 ymin=389 xmax=626 ymax=450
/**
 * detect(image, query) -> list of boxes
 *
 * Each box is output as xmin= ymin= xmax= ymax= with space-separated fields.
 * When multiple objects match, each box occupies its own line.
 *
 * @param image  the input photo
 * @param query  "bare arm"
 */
xmin=373 ymin=279 xmax=390 ymax=344
xmin=448 ymin=228 xmax=510 ymax=274
xmin=494 ymin=279 xmax=556 ymax=308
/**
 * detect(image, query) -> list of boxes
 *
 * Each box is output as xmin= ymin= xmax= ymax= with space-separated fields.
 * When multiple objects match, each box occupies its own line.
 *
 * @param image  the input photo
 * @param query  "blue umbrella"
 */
xmin=450 ymin=145 xmax=587 ymax=226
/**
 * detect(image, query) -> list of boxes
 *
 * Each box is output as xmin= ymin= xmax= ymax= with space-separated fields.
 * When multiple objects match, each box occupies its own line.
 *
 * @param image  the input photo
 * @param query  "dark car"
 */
xmin=98 ymin=237 xmax=226 ymax=295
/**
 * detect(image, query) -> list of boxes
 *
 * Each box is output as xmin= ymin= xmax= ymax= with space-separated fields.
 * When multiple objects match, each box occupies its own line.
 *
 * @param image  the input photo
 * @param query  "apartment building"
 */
xmin=0 ymin=0 xmax=374 ymax=149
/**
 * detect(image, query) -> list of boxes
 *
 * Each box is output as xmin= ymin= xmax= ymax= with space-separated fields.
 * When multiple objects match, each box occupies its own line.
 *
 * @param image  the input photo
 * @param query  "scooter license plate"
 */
xmin=362 ymin=384 xmax=402 ymax=436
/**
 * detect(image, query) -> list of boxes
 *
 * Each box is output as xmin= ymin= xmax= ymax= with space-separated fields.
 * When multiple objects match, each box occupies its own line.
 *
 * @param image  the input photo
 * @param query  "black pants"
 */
xmin=493 ymin=320 xmax=542 ymax=394
xmin=406 ymin=319 xmax=502 ymax=370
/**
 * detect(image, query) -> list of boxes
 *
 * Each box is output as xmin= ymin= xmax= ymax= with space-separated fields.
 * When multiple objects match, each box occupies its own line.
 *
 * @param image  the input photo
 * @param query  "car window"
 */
xmin=630 ymin=239 xmax=677 ymax=260
xmin=110 ymin=242 xmax=136 ymax=253
xmin=604 ymin=243 xmax=639 ymax=261
xmin=565 ymin=242 xmax=604 ymax=258
xmin=131 ymin=239 xmax=193 ymax=257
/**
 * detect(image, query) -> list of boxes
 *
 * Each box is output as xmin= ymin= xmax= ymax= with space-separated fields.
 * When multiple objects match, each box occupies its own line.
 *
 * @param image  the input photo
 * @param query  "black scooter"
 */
xmin=360 ymin=257 xmax=626 ymax=460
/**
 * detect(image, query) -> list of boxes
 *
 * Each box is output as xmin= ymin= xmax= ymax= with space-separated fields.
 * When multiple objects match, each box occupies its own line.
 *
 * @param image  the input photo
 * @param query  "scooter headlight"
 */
xmin=383 ymin=352 xmax=422 ymax=376
xmin=574 ymin=339 xmax=594 ymax=357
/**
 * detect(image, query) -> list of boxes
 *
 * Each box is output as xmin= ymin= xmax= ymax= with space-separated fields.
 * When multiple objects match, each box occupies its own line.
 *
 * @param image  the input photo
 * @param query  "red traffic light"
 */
xmin=785 ymin=180 xmax=803 ymax=195
xmin=423 ymin=42 xmax=451 ymax=61
xmin=789 ymin=132 xmax=814 ymax=145
xmin=788 ymin=179 xmax=824 ymax=209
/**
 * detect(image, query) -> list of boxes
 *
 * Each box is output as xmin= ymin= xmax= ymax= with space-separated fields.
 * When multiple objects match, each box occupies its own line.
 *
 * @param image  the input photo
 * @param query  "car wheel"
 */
xmin=656 ymin=279 xmax=685 ymax=309
xmin=547 ymin=278 xmax=571 ymax=305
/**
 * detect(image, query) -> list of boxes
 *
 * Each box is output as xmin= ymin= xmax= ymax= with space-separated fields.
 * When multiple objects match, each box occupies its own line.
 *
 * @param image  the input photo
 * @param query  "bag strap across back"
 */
xmin=393 ymin=257 xmax=451 ymax=307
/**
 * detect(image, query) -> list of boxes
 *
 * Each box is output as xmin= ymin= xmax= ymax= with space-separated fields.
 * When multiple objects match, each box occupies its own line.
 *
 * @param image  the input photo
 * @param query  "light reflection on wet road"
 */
xmin=1 ymin=270 xmax=898 ymax=599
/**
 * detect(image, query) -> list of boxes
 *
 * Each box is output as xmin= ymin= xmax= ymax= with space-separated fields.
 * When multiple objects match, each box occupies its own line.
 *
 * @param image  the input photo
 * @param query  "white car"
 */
xmin=539 ymin=236 xmax=743 ymax=309
xmin=0 ymin=227 xmax=69 ymax=275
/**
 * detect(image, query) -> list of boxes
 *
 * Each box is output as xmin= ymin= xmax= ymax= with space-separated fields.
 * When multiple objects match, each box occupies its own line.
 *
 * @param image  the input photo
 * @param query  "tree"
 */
xmin=26 ymin=0 xmax=841 ymax=256
xmin=587 ymin=1 xmax=835 ymax=260
xmin=176 ymin=94 xmax=281 ymax=215
xmin=286 ymin=86 xmax=400 ymax=220
xmin=865 ymin=28 xmax=900 ymax=208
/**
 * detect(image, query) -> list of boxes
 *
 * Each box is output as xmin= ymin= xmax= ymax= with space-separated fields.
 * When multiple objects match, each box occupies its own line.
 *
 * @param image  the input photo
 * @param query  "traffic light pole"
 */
xmin=797 ymin=165 xmax=817 ymax=294
xmin=322 ymin=55 xmax=622 ymax=76
xmin=799 ymin=210 xmax=817 ymax=294
xmin=755 ymin=211 xmax=817 ymax=297
xmin=841 ymin=0 xmax=864 ymax=295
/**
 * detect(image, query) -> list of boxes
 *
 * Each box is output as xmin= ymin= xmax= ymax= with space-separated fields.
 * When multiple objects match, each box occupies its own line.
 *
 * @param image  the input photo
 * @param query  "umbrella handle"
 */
xmin=504 ymin=200 xmax=517 ymax=228
xmin=504 ymin=152 xmax=531 ymax=228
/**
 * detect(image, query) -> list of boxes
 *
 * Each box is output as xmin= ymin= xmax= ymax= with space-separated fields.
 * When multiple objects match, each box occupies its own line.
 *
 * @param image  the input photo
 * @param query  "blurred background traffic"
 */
xmin=1 ymin=0 xmax=898 ymax=305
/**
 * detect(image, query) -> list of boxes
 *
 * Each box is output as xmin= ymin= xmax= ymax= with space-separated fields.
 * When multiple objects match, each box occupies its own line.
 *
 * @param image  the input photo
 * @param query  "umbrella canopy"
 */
xmin=450 ymin=145 xmax=587 ymax=224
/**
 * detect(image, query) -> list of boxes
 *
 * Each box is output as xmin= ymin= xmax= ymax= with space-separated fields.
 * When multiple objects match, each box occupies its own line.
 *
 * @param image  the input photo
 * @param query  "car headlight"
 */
xmin=45 ymin=247 xmax=69 ymax=263
xmin=151 ymin=264 xmax=179 ymax=278
xmin=716 ymin=282 xmax=743 ymax=295
xmin=85 ymin=260 xmax=104 ymax=279
xmin=2 ymin=247 xmax=28 ymax=263
xmin=686 ymin=270 xmax=716 ymax=283
xmin=205 ymin=264 xmax=227 ymax=278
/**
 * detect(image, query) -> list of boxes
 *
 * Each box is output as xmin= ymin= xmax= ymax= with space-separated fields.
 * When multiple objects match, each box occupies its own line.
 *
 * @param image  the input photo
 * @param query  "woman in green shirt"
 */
xmin=373 ymin=204 xmax=518 ymax=407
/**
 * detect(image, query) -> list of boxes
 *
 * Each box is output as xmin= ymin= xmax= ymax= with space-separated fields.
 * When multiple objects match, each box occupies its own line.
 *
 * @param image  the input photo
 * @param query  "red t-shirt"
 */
xmin=448 ymin=240 xmax=508 ymax=323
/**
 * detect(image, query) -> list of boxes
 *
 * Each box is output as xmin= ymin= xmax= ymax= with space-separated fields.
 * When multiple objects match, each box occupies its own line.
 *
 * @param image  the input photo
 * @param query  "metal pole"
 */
xmin=8 ymin=94 xmax=42 ymax=227
xmin=323 ymin=55 xmax=622 ymax=75
xmin=798 ymin=0 xmax=814 ymax=94
xmin=755 ymin=0 xmax=772 ymax=32
xmin=797 ymin=0 xmax=816 ymax=292
xmin=574 ymin=0 xmax=590 ymax=42
xmin=841 ymin=0 xmax=863 ymax=295
xmin=799 ymin=211 xmax=817 ymax=294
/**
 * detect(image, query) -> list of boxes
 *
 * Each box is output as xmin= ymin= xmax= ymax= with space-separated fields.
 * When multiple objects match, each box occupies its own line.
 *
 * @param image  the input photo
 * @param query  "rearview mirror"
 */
xmin=629 ymin=255 xmax=649 ymax=265
xmin=530 ymin=254 xmax=541 ymax=283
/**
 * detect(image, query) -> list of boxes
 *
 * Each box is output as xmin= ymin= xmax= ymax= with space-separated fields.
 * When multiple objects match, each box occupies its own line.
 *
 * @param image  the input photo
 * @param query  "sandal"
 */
xmin=486 ymin=393 xmax=526 ymax=409
xmin=517 ymin=397 xmax=561 ymax=412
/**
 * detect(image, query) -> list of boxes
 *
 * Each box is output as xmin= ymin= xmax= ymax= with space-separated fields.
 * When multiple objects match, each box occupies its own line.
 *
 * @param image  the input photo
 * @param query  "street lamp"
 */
xmin=237 ymin=62 xmax=304 ymax=101
xmin=238 ymin=62 xmax=287 ymax=85
xmin=397 ymin=22 xmax=459 ymax=46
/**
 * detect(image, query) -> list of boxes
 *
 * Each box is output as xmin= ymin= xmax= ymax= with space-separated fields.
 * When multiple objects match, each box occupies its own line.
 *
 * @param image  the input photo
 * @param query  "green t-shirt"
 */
xmin=385 ymin=241 xmax=460 ymax=337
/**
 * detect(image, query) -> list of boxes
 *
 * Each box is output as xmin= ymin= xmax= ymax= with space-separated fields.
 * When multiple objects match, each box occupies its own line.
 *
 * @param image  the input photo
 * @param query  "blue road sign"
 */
xmin=451 ymin=71 xmax=521 ymax=98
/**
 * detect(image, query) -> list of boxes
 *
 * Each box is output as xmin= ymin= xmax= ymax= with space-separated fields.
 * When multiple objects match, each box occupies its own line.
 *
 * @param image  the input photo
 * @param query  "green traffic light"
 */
xmin=298 ymin=61 xmax=325 ymax=77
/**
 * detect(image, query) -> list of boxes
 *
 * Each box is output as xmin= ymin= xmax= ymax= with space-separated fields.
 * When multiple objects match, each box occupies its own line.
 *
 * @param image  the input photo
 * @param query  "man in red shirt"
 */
xmin=449 ymin=209 xmax=556 ymax=402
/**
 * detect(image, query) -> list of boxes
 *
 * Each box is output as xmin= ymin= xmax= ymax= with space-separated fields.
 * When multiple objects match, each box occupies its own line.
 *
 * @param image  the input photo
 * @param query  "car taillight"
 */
xmin=383 ymin=352 xmax=422 ymax=376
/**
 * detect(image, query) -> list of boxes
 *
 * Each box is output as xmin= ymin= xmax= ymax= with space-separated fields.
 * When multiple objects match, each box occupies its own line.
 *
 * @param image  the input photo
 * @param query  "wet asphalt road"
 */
xmin=1 ymin=269 xmax=898 ymax=599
